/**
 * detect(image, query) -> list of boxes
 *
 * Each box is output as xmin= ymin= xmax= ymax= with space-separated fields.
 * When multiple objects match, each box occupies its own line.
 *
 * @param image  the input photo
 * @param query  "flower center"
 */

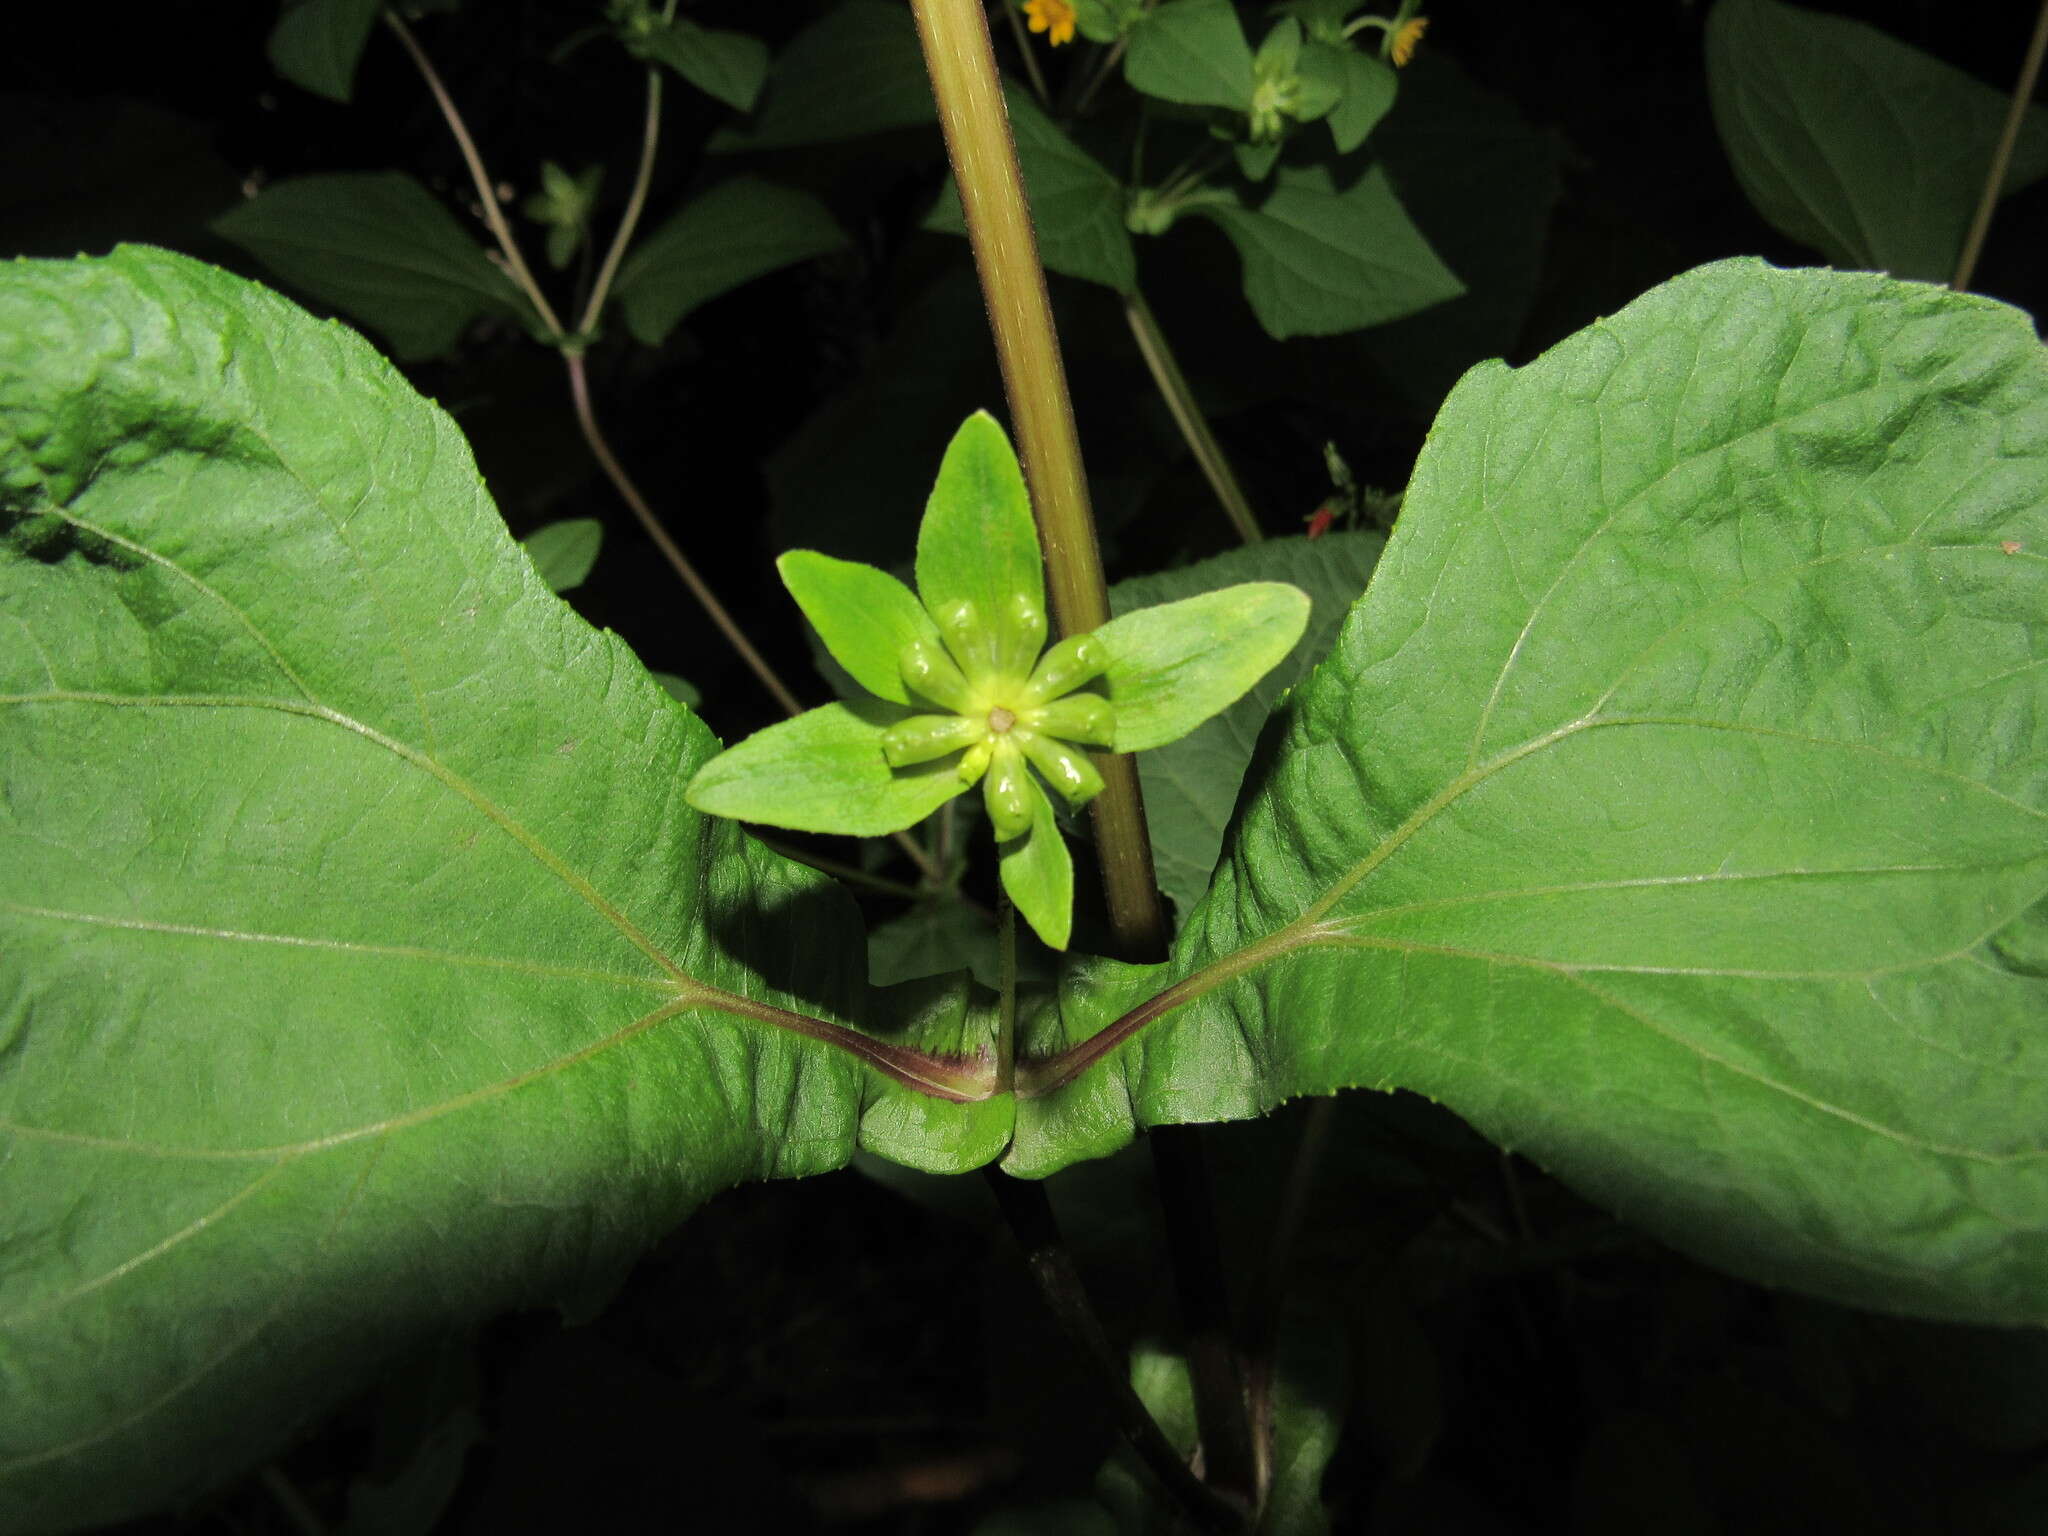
xmin=987 ymin=706 xmax=1016 ymax=734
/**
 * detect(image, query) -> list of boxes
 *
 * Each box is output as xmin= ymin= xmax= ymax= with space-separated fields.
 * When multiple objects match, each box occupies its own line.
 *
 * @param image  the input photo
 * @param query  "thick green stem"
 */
xmin=1952 ymin=0 xmax=2048 ymax=293
xmin=906 ymin=0 xmax=1165 ymax=957
xmin=1124 ymin=289 xmax=1262 ymax=544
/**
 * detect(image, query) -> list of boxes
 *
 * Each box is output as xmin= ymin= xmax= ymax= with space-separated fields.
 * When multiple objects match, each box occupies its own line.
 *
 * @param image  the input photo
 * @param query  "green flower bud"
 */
xmin=900 ymin=636 xmax=976 ymax=713
xmin=1023 ymin=633 xmax=1108 ymax=703
xmin=995 ymin=590 xmax=1049 ymax=683
xmin=982 ymin=740 xmax=1034 ymax=839
xmin=1016 ymin=730 xmax=1105 ymax=807
xmin=880 ymin=713 xmax=983 ymax=768
xmin=934 ymin=597 xmax=994 ymax=677
xmin=1024 ymin=693 xmax=1115 ymax=747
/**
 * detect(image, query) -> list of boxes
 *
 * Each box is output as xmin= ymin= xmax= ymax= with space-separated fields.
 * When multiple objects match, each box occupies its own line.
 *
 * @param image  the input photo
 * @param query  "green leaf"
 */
xmin=1125 ymin=0 xmax=1257 ymax=111
xmin=626 ymin=15 xmax=769 ymax=112
xmin=1108 ymin=532 xmax=1383 ymax=918
xmin=1095 ymin=582 xmax=1311 ymax=753
xmin=1015 ymin=259 xmax=2048 ymax=1327
xmin=915 ymin=411 xmax=1046 ymax=654
xmin=1327 ymin=47 xmax=1396 ymax=153
xmin=612 ymin=177 xmax=845 ymax=347
xmin=267 ymin=0 xmax=381 ymax=102
xmin=1001 ymin=781 xmax=1073 ymax=951
xmin=0 ymin=248 xmax=1001 ymax=1527
xmin=686 ymin=702 xmax=971 ymax=836
xmin=777 ymin=550 xmax=940 ymax=705
xmin=1094 ymin=1327 xmax=1343 ymax=1533
xmin=650 ymin=670 xmax=702 ymax=707
xmin=869 ymin=900 xmax=1005 ymax=987
xmin=925 ymin=85 xmax=1137 ymax=294
xmin=211 ymin=172 xmax=532 ymax=359
xmin=1706 ymin=0 xmax=2048 ymax=282
xmin=708 ymin=0 xmax=935 ymax=153
xmin=1188 ymin=164 xmax=1463 ymax=340
xmin=520 ymin=517 xmax=602 ymax=592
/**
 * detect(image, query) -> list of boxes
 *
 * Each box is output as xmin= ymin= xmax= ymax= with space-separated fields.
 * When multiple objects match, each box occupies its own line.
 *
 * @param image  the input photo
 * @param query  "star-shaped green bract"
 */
xmin=685 ymin=411 xmax=1310 ymax=949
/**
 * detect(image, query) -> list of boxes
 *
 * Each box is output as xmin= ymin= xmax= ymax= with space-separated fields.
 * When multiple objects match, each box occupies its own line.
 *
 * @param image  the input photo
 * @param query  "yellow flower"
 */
xmin=1022 ymin=0 xmax=1077 ymax=47
xmin=1391 ymin=15 xmax=1429 ymax=67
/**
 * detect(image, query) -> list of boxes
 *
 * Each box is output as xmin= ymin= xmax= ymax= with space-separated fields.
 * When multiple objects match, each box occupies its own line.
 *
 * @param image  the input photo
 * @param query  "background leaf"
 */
xmin=926 ymin=85 xmax=1137 ymax=294
xmin=1014 ymin=259 xmax=2048 ymax=1327
xmin=1124 ymin=0 xmax=1257 ymax=111
xmin=1706 ymin=0 xmax=2048 ymax=281
xmin=627 ymin=16 xmax=769 ymax=113
xmin=708 ymin=0 xmax=935 ymax=153
xmin=0 ymin=248 xmax=1002 ymax=1529
xmin=1189 ymin=164 xmax=1464 ymax=340
xmin=267 ymin=0 xmax=381 ymax=103
xmin=613 ymin=178 xmax=845 ymax=347
xmin=520 ymin=517 xmax=601 ymax=593
xmin=1107 ymin=531 xmax=1383 ymax=919
xmin=211 ymin=172 xmax=533 ymax=359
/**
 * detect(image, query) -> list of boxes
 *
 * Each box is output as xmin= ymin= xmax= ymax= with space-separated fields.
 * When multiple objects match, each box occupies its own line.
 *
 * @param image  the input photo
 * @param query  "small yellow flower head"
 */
xmin=1391 ymin=15 xmax=1429 ymax=67
xmin=1023 ymin=0 xmax=1078 ymax=47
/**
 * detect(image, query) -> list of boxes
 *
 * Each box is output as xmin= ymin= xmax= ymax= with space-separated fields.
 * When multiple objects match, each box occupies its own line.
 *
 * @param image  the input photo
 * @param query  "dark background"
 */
xmin=10 ymin=2 xmax=2047 ymax=1531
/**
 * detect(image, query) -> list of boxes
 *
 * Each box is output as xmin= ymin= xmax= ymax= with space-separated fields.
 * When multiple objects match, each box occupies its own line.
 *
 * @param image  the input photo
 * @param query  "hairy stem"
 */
xmin=581 ymin=64 xmax=664 ymax=335
xmin=907 ymin=0 xmax=1165 ymax=957
xmin=982 ymin=1170 xmax=1247 ymax=1533
xmin=382 ymin=9 xmax=567 ymax=339
xmin=1124 ymin=290 xmax=1262 ymax=543
xmin=1952 ymin=0 xmax=2048 ymax=293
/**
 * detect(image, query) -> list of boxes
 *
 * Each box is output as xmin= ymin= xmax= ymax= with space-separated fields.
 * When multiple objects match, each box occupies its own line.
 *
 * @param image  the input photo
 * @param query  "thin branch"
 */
xmin=562 ymin=349 xmax=805 ymax=714
xmin=1000 ymin=0 xmax=1053 ymax=105
xmin=1238 ymin=1098 xmax=1336 ymax=1497
xmin=258 ymin=1466 xmax=326 ymax=1536
xmin=1073 ymin=34 xmax=1131 ymax=115
xmin=1148 ymin=1124 xmax=1260 ymax=1511
xmin=1952 ymin=0 xmax=2048 ymax=293
xmin=382 ymin=9 xmax=568 ymax=339
xmin=581 ymin=64 xmax=664 ymax=335
xmin=1124 ymin=289 xmax=1262 ymax=543
xmin=982 ymin=1170 xmax=1248 ymax=1534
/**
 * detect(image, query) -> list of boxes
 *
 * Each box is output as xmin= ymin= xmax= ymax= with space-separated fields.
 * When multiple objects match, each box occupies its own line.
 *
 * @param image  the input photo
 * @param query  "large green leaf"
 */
xmin=211 ymin=172 xmax=533 ymax=360
xmin=1706 ymin=0 xmax=2048 ymax=282
xmin=708 ymin=0 xmax=935 ymax=153
xmin=1108 ymin=532 xmax=1382 ymax=918
xmin=1189 ymin=164 xmax=1464 ymax=340
xmin=1013 ymin=259 xmax=2048 ymax=1327
xmin=925 ymin=85 xmax=1137 ymax=294
xmin=267 ymin=0 xmax=382 ymax=103
xmin=0 ymin=248 xmax=1003 ymax=1530
xmin=612 ymin=177 xmax=845 ymax=346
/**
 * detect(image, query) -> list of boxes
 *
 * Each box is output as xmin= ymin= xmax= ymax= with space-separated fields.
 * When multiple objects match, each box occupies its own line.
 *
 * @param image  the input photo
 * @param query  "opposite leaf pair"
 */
xmin=685 ymin=412 xmax=1309 ymax=949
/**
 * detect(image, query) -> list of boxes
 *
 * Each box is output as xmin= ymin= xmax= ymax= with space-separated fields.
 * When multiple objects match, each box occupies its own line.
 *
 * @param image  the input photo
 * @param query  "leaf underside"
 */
xmin=1013 ymin=258 xmax=2048 ymax=1331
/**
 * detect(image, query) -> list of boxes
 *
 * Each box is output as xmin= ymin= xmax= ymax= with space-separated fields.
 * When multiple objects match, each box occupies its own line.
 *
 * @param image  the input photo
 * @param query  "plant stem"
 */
xmin=999 ymin=0 xmax=1053 ymax=106
xmin=996 ymin=891 xmax=1018 ymax=1089
xmin=563 ymin=350 xmax=806 ymax=715
xmin=1149 ymin=1124 xmax=1260 ymax=1510
xmin=1952 ymin=0 xmax=2048 ymax=293
xmin=382 ymin=9 xmax=568 ymax=340
xmin=911 ymin=8 xmax=1257 ymax=1522
xmin=581 ymin=64 xmax=664 ymax=335
xmin=1073 ymin=35 xmax=1132 ymax=115
xmin=1238 ymin=1096 xmax=1336 ymax=1496
xmin=258 ymin=1466 xmax=326 ymax=1536
xmin=981 ymin=1170 xmax=1247 ymax=1533
xmin=907 ymin=0 xmax=1166 ymax=957
xmin=1124 ymin=289 xmax=1262 ymax=544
